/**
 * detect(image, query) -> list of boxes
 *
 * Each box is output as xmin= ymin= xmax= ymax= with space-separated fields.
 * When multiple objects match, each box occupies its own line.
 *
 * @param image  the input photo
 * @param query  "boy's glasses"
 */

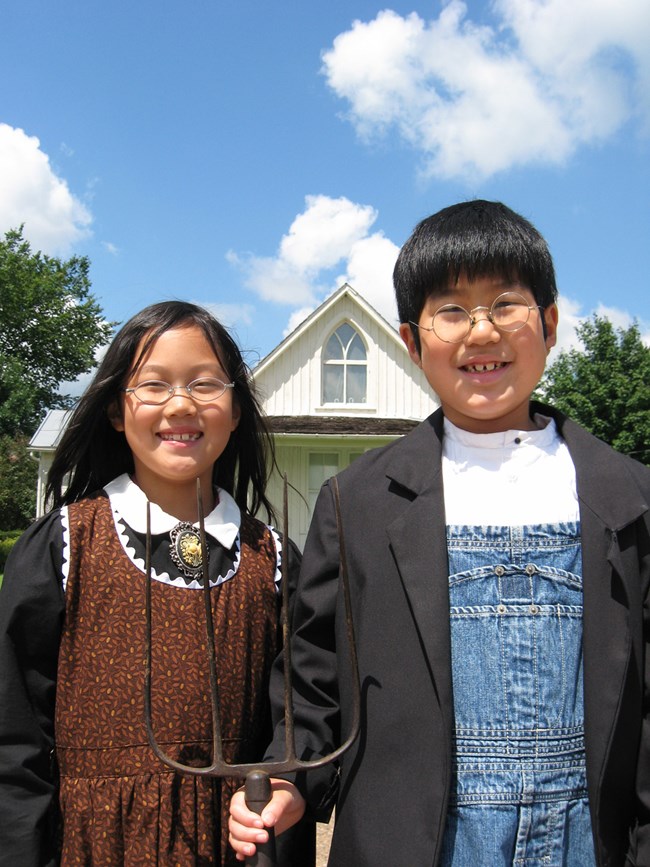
xmin=123 ymin=378 xmax=235 ymax=405
xmin=411 ymin=291 xmax=543 ymax=344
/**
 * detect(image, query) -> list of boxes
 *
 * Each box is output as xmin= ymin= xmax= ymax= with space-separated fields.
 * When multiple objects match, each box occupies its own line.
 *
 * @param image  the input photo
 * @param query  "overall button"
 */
xmin=529 ymin=604 xmax=539 ymax=614
xmin=497 ymin=604 xmax=507 ymax=614
xmin=525 ymin=564 xmax=536 ymax=575
xmin=494 ymin=565 xmax=506 ymax=576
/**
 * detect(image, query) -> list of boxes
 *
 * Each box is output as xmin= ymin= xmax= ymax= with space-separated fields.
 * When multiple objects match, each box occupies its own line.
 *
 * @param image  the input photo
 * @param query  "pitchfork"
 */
xmin=144 ymin=475 xmax=360 ymax=866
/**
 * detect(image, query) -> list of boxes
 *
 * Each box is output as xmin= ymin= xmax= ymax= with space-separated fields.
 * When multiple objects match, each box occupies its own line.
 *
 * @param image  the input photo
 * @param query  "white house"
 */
xmin=29 ymin=408 xmax=74 ymax=522
xmin=30 ymin=284 xmax=438 ymax=546
xmin=257 ymin=284 xmax=437 ymax=548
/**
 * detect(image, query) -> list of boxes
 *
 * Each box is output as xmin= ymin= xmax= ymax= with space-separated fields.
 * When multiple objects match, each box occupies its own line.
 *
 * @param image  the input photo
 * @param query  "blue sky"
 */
xmin=2 ymin=0 xmax=649 ymax=381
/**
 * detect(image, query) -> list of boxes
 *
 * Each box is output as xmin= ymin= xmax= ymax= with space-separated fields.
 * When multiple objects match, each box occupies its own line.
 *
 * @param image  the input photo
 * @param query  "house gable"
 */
xmin=254 ymin=283 xmax=436 ymax=422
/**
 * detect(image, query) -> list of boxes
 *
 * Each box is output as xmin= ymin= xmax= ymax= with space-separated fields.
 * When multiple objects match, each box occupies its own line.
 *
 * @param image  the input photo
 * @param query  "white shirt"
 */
xmin=441 ymin=415 xmax=579 ymax=526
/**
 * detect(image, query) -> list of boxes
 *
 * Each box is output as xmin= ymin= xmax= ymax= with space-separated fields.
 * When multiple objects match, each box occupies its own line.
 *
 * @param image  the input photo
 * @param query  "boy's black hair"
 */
xmin=393 ymin=200 xmax=558 ymax=335
xmin=47 ymin=300 xmax=277 ymax=521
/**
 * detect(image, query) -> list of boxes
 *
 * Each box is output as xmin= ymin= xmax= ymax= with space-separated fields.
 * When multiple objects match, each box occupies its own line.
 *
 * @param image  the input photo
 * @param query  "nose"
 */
xmin=466 ymin=314 xmax=500 ymax=345
xmin=164 ymin=390 xmax=197 ymax=414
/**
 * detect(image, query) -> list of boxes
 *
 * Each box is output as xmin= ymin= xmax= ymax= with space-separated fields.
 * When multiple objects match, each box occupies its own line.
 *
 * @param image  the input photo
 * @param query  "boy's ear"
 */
xmin=543 ymin=303 xmax=559 ymax=352
xmin=107 ymin=400 xmax=124 ymax=432
xmin=399 ymin=322 xmax=422 ymax=367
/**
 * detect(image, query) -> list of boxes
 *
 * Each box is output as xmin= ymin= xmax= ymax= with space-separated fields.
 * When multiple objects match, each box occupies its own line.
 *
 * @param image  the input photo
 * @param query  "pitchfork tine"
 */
xmin=144 ymin=475 xmax=360 ymax=866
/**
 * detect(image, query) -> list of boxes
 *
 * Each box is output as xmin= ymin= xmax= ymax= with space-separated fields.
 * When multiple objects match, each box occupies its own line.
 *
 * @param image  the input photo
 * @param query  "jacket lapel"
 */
xmin=384 ymin=411 xmax=454 ymax=724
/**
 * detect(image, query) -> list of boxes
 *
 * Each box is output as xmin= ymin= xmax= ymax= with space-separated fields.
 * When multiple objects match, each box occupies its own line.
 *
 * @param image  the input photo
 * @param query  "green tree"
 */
xmin=0 ymin=226 xmax=113 ymax=438
xmin=0 ymin=434 xmax=37 ymax=529
xmin=538 ymin=315 xmax=650 ymax=465
xmin=0 ymin=227 xmax=113 ymax=530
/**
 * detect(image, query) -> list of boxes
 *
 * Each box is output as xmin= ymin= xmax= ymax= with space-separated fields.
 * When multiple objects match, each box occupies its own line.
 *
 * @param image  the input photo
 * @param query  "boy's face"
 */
xmin=399 ymin=274 xmax=558 ymax=433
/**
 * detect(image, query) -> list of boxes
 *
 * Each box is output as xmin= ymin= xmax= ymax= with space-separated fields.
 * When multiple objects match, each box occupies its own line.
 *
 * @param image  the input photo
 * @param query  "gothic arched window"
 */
xmin=322 ymin=323 xmax=367 ymax=404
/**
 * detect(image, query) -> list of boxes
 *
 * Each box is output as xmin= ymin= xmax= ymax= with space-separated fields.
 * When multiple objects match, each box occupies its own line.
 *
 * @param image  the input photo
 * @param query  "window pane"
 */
xmin=337 ymin=323 xmax=355 ymax=350
xmin=346 ymin=366 xmax=367 ymax=403
xmin=308 ymin=453 xmax=340 ymax=489
xmin=323 ymin=364 xmax=343 ymax=402
xmin=348 ymin=333 xmax=366 ymax=361
xmin=308 ymin=453 xmax=340 ymax=514
xmin=324 ymin=333 xmax=343 ymax=361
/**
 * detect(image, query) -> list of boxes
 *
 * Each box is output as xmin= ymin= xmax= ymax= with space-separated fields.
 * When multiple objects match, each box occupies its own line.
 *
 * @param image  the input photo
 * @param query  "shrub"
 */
xmin=0 ymin=533 xmax=21 ymax=571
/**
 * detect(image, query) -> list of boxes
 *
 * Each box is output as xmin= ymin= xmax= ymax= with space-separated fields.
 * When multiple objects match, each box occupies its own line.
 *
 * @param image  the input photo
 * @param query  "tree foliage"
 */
xmin=0 ymin=226 xmax=113 ymax=438
xmin=0 ymin=434 xmax=37 ymax=530
xmin=0 ymin=227 xmax=113 ymax=529
xmin=538 ymin=315 xmax=650 ymax=465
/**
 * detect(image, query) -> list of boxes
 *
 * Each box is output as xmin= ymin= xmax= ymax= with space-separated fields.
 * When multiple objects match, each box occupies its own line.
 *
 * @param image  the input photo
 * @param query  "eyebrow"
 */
xmin=431 ymin=280 xmax=526 ymax=305
xmin=443 ymin=278 xmax=522 ymax=295
xmin=134 ymin=362 xmax=226 ymax=378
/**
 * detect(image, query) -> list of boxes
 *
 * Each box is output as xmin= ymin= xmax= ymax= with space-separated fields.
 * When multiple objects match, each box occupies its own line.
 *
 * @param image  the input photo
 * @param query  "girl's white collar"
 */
xmin=104 ymin=473 xmax=241 ymax=549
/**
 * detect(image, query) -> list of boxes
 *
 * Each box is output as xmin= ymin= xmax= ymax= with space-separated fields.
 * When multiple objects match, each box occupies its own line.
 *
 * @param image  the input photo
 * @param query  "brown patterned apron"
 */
xmin=55 ymin=493 xmax=279 ymax=866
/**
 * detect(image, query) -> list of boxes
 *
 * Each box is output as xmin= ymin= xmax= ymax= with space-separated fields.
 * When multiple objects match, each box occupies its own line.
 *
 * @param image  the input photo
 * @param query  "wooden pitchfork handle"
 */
xmin=244 ymin=771 xmax=277 ymax=866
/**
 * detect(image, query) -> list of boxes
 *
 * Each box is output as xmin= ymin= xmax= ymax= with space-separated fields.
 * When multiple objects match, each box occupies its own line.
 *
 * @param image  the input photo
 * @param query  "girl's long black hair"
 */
xmin=46 ymin=301 xmax=277 ymax=520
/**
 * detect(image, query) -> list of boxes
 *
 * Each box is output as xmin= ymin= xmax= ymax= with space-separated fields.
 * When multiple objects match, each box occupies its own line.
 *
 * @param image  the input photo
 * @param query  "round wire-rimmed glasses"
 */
xmin=410 ymin=291 xmax=543 ymax=344
xmin=123 ymin=378 xmax=235 ymax=405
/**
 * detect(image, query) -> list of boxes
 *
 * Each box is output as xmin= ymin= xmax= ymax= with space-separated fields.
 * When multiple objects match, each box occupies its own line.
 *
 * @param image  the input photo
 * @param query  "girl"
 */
xmin=0 ymin=301 xmax=314 ymax=866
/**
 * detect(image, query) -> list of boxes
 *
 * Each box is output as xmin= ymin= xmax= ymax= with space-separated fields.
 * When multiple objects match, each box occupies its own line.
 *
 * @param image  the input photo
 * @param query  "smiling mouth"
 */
xmin=462 ymin=361 xmax=508 ymax=373
xmin=159 ymin=432 xmax=202 ymax=442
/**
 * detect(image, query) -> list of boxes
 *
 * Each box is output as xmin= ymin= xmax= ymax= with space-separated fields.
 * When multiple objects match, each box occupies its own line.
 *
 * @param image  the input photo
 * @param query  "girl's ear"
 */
xmin=230 ymin=397 xmax=241 ymax=432
xmin=107 ymin=400 xmax=124 ymax=432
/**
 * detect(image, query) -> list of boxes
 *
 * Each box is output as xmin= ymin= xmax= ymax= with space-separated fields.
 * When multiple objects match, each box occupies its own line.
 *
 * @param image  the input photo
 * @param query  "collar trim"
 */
xmin=104 ymin=473 xmax=241 ymax=548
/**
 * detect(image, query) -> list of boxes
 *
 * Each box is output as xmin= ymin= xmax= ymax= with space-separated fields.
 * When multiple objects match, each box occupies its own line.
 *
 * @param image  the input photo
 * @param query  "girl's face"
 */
xmin=399 ymin=274 xmax=558 ymax=433
xmin=110 ymin=324 xmax=240 ymax=507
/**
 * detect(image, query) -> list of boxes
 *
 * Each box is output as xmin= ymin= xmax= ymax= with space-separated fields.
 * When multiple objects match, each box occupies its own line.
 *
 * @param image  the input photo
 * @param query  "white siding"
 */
xmin=266 ymin=436 xmax=397 ymax=550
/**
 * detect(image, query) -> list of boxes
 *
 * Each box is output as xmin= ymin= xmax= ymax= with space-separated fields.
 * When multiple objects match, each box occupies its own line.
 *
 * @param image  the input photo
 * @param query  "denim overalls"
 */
xmin=439 ymin=522 xmax=597 ymax=867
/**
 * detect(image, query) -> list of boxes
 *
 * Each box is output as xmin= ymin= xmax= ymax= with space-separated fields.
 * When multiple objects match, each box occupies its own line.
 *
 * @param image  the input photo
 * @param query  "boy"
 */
xmin=229 ymin=201 xmax=650 ymax=866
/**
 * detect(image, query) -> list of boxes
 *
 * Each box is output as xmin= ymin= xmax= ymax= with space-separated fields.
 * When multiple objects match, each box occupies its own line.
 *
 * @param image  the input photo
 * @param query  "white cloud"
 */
xmin=334 ymin=233 xmax=400 ymax=325
xmin=279 ymin=195 xmax=377 ymax=272
xmin=321 ymin=0 xmax=650 ymax=180
xmin=227 ymin=194 xmax=397 ymax=324
xmin=0 ymin=124 xmax=92 ymax=253
xmin=283 ymin=305 xmax=318 ymax=337
xmin=202 ymin=301 xmax=256 ymax=330
xmin=552 ymin=295 xmax=584 ymax=355
xmin=551 ymin=293 xmax=650 ymax=359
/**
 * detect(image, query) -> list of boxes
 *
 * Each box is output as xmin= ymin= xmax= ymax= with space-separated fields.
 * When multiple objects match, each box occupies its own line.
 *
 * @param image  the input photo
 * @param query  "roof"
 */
xmin=29 ymin=408 xmax=74 ymax=450
xmin=267 ymin=416 xmax=420 ymax=435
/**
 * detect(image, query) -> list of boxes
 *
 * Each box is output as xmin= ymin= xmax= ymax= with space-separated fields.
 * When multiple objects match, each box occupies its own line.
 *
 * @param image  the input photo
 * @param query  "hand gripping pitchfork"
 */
xmin=143 ymin=475 xmax=360 ymax=866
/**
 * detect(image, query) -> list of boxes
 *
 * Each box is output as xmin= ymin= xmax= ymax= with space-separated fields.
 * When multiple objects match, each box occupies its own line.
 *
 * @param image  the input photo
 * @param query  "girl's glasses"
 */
xmin=411 ymin=291 xmax=543 ymax=344
xmin=123 ymin=378 xmax=235 ymax=405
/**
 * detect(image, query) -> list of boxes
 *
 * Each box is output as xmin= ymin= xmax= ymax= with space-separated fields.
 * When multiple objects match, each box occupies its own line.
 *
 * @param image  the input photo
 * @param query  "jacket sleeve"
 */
xmin=632 ymin=508 xmax=650 ymax=864
xmin=266 ymin=481 xmax=342 ymax=821
xmin=0 ymin=513 xmax=66 ymax=867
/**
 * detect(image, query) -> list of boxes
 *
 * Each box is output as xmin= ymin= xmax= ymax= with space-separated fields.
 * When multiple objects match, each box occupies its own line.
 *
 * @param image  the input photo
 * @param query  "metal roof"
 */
xmin=29 ymin=409 xmax=74 ymax=450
